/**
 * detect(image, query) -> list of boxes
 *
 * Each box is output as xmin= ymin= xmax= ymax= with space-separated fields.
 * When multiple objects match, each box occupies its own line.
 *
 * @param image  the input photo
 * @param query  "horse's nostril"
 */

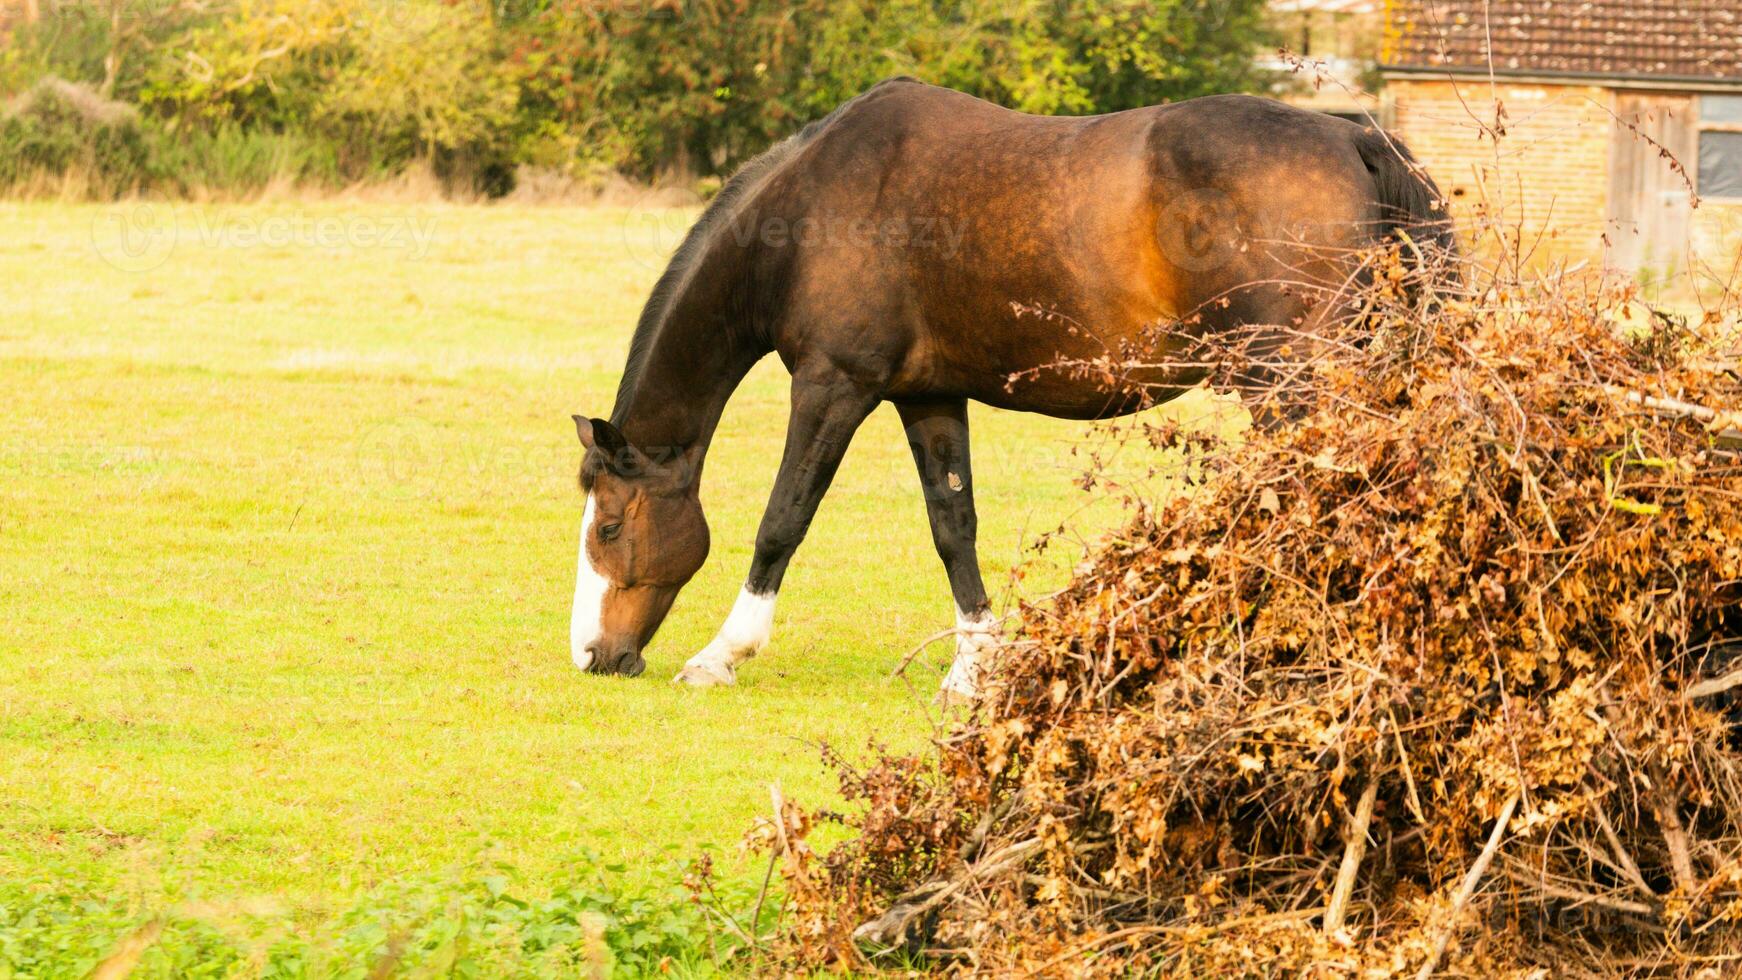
xmin=606 ymin=647 xmax=641 ymax=676
xmin=583 ymin=641 xmax=610 ymax=674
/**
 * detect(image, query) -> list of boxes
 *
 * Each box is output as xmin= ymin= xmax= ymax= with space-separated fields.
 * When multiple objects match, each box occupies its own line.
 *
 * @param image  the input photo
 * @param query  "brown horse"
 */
xmin=569 ymin=78 xmax=1449 ymax=694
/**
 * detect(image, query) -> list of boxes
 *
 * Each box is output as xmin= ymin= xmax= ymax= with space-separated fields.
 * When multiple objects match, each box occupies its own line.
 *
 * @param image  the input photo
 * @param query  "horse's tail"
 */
xmin=1351 ymin=127 xmax=1456 ymax=274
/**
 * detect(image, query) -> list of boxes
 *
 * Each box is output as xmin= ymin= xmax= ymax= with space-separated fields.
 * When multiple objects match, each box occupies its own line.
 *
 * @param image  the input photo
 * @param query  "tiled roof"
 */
xmin=1383 ymin=0 xmax=1742 ymax=81
xmin=1274 ymin=0 xmax=1379 ymax=12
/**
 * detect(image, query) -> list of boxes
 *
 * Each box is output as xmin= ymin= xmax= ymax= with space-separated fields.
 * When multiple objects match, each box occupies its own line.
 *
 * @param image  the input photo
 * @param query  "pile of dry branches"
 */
xmin=754 ymin=249 xmax=1742 ymax=975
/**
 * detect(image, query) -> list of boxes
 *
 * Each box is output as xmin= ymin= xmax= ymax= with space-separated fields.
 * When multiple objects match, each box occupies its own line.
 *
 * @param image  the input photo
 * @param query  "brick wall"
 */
xmin=1386 ymin=77 xmax=1742 ymax=280
xmin=1692 ymin=205 xmax=1742 ymax=284
xmin=1384 ymin=78 xmax=1614 ymax=259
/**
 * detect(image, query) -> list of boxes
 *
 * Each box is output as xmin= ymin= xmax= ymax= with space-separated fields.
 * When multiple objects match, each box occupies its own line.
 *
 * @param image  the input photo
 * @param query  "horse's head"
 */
xmin=569 ymin=416 xmax=709 ymax=677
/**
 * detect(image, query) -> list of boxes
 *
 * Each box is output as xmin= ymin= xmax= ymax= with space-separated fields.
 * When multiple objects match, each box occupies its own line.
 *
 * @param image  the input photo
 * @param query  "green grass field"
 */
xmin=0 ymin=201 xmax=1188 ymax=972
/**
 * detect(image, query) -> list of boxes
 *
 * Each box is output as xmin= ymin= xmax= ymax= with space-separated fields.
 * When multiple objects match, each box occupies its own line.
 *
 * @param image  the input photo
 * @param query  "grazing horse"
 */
xmin=569 ymin=78 xmax=1449 ymax=695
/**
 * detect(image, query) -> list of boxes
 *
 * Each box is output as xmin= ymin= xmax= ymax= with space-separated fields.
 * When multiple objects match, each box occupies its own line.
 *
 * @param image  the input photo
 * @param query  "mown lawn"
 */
xmin=0 ymin=200 xmax=1178 ymax=973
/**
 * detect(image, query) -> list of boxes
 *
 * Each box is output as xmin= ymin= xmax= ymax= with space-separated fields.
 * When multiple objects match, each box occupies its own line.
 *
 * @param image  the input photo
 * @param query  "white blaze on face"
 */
xmin=571 ymin=494 xmax=610 ymax=671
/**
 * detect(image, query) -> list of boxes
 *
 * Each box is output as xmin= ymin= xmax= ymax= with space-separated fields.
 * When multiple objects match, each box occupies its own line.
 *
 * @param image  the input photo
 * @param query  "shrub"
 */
xmin=315 ymin=1 xmax=522 ymax=195
xmin=0 ymin=1 xmax=203 ymax=105
xmin=0 ymin=77 xmax=152 ymax=194
xmin=136 ymin=0 xmax=521 ymax=194
xmin=144 ymin=123 xmax=344 ymax=195
xmin=136 ymin=0 xmax=354 ymax=130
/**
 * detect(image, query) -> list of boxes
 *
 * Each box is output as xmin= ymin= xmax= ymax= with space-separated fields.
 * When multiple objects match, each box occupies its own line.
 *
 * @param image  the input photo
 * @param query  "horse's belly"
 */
xmin=896 ymin=296 xmax=1203 ymax=420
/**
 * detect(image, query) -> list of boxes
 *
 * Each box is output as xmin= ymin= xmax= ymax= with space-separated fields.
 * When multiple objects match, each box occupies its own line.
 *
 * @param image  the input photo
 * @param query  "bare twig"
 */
xmin=1499 ymin=865 xmax=1658 ymax=918
xmin=1652 ymin=785 xmax=1697 ymax=895
xmin=1325 ymin=762 xmax=1384 ymax=935
xmin=769 ymin=783 xmax=790 ymax=857
xmin=747 ymin=848 xmax=778 ymax=947
xmin=1593 ymin=803 xmax=1656 ymax=902
xmin=853 ymin=838 xmax=1043 ymax=952
xmin=891 ymin=626 xmax=957 ymax=678
xmin=1688 ymin=666 xmax=1742 ymax=701
xmin=1602 ymin=385 xmax=1742 ymax=448
xmin=1415 ymin=792 xmax=1520 ymax=980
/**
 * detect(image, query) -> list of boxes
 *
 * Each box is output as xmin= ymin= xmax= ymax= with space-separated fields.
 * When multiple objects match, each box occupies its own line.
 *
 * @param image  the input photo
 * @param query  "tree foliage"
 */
xmin=514 ymin=0 xmax=1273 ymax=177
xmin=2 ymin=0 xmax=1275 ymax=194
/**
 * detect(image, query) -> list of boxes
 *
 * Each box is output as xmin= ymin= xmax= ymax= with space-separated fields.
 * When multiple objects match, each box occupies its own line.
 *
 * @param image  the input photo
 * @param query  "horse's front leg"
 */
xmin=895 ymin=399 xmax=994 ymax=700
xmin=674 ymin=367 xmax=880 ymax=686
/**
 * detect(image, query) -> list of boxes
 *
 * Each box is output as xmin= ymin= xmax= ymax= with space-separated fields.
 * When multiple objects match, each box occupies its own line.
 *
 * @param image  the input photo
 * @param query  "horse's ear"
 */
xmin=573 ymin=415 xmax=630 ymax=455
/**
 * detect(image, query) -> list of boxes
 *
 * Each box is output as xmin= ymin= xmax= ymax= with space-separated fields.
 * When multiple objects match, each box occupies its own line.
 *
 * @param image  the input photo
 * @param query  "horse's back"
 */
xmin=758 ymin=82 xmax=1397 ymax=416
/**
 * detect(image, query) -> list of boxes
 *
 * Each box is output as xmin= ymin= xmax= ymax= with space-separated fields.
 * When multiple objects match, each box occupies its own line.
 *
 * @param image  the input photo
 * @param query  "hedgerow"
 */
xmin=0 ymin=0 xmax=1273 ymax=197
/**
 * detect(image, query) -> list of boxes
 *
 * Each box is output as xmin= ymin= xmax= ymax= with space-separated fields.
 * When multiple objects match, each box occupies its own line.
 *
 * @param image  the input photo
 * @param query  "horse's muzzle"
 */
xmin=584 ymin=642 xmax=647 ymax=677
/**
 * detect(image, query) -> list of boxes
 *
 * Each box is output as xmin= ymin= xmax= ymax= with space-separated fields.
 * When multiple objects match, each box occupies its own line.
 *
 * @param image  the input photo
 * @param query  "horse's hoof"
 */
xmin=933 ymin=685 xmax=976 ymax=708
xmin=673 ymin=661 xmax=735 ymax=687
xmin=936 ymin=645 xmax=983 ymax=705
xmin=935 ymin=666 xmax=980 ymax=706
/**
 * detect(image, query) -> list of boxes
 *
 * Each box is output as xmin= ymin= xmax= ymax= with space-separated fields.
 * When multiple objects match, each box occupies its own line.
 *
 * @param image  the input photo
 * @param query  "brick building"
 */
xmin=1379 ymin=0 xmax=1742 ymax=276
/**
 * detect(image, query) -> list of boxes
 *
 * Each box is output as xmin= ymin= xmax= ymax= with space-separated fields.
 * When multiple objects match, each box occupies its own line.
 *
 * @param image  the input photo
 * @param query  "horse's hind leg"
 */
xmin=894 ymin=399 xmax=994 ymax=700
xmin=674 ymin=366 xmax=880 ymax=686
xmin=1218 ymin=289 xmax=1326 ymax=431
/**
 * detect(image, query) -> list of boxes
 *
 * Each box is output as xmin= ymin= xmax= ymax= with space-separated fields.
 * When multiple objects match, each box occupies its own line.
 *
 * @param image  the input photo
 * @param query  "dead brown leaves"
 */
xmin=762 ymin=251 xmax=1742 ymax=977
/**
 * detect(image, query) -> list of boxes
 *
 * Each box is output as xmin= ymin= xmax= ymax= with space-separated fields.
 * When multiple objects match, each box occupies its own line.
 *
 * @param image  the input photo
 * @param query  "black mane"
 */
xmin=608 ymin=126 xmax=811 ymax=420
xmin=609 ymin=80 xmax=918 ymax=422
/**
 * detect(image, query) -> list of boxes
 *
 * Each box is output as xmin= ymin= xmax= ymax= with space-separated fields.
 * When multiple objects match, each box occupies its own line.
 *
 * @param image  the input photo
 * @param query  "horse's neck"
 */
xmin=608 ymin=253 xmax=765 ymax=464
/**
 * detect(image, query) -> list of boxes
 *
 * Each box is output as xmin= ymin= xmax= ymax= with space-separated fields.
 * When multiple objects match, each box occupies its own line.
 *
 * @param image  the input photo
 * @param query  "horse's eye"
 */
xmin=599 ymin=522 xmax=623 ymax=542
